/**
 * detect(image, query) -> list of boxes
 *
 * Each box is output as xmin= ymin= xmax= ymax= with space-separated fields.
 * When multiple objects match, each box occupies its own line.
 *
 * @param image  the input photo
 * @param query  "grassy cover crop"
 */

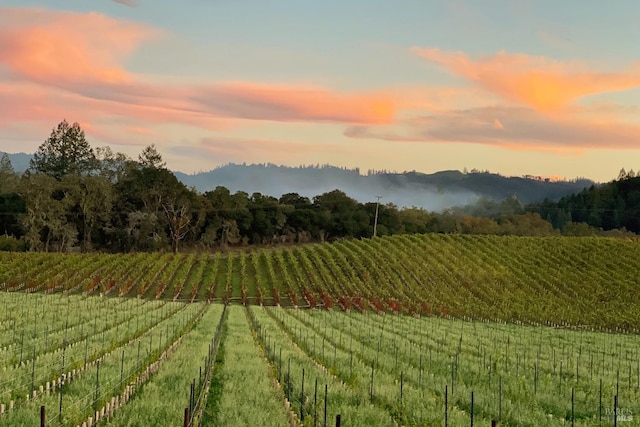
xmin=0 ymin=292 xmax=205 ymax=426
xmin=202 ymin=306 xmax=290 ymax=426
xmin=0 ymin=296 xmax=636 ymax=425
xmin=105 ymin=304 xmax=224 ymax=426
xmin=249 ymin=306 xmax=640 ymax=426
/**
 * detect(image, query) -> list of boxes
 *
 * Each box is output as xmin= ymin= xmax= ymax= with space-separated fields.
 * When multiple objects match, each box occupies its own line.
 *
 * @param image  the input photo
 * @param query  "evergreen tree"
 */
xmin=29 ymin=120 xmax=96 ymax=180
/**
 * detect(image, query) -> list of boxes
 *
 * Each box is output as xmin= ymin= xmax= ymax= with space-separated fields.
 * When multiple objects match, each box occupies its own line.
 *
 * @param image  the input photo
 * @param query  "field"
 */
xmin=0 ymin=234 xmax=639 ymax=425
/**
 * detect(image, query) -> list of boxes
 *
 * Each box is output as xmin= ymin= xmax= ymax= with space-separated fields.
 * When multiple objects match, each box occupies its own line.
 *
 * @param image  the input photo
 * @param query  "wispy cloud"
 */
xmin=191 ymin=82 xmax=395 ymax=124
xmin=412 ymin=48 xmax=640 ymax=111
xmin=343 ymin=47 xmax=640 ymax=153
xmin=345 ymin=106 xmax=640 ymax=152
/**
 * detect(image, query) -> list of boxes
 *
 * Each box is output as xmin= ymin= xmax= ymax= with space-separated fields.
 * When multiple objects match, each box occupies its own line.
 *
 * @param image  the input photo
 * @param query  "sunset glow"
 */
xmin=1 ymin=1 xmax=639 ymax=182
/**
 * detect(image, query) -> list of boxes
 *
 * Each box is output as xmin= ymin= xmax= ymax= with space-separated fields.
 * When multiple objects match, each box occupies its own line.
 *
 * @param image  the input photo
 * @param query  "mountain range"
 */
xmin=175 ymin=164 xmax=593 ymax=210
xmin=4 ymin=152 xmax=593 ymax=210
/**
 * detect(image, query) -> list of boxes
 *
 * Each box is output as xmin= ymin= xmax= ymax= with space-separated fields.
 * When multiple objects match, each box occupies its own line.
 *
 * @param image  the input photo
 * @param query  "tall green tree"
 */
xmin=0 ymin=193 xmax=24 ymax=237
xmin=29 ymin=120 xmax=96 ymax=180
xmin=200 ymin=187 xmax=252 ymax=248
xmin=279 ymin=193 xmax=316 ymax=242
xmin=138 ymin=144 xmax=166 ymax=169
xmin=201 ymin=186 xmax=235 ymax=248
xmin=397 ymin=207 xmax=437 ymax=234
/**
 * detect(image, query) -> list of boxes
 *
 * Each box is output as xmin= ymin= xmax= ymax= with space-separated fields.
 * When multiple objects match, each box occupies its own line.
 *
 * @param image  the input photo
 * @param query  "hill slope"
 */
xmin=1 ymin=234 xmax=638 ymax=330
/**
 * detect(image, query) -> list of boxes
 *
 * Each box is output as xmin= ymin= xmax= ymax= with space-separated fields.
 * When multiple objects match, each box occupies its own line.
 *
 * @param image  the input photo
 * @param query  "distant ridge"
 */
xmin=2 ymin=153 xmax=592 ymax=210
xmin=174 ymin=163 xmax=593 ymax=210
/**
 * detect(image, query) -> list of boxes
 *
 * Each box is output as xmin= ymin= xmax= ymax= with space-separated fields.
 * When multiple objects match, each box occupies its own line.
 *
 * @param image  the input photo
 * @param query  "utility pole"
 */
xmin=373 ymin=195 xmax=382 ymax=237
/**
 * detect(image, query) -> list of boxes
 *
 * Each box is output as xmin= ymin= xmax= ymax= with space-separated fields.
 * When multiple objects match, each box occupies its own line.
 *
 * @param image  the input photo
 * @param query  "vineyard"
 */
xmin=0 ymin=234 xmax=639 ymax=425
xmin=2 ymin=234 xmax=640 ymax=329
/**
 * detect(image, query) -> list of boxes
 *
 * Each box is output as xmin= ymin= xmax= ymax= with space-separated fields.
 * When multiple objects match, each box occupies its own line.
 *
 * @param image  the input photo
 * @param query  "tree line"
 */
xmin=527 ymin=169 xmax=640 ymax=235
xmin=0 ymin=121 xmax=636 ymax=253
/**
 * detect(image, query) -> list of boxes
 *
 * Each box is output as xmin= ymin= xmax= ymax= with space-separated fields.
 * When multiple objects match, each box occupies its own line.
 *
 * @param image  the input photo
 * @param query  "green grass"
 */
xmin=251 ymin=306 xmax=640 ymax=426
xmin=0 ymin=297 xmax=637 ymax=425
xmin=204 ymin=306 xmax=290 ymax=426
xmin=0 ymin=294 xmax=204 ymax=426
xmin=104 ymin=304 xmax=224 ymax=426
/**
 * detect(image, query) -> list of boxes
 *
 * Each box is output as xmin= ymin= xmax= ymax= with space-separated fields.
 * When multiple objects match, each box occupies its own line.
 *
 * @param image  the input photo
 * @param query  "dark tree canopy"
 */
xmin=29 ymin=120 xmax=96 ymax=180
xmin=527 ymin=175 xmax=640 ymax=234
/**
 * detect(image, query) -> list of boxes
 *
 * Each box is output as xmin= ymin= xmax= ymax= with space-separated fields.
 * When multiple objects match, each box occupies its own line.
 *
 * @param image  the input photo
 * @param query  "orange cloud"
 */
xmin=0 ymin=8 xmax=156 ymax=86
xmin=0 ymin=7 xmax=395 ymax=132
xmin=192 ymin=82 xmax=395 ymax=124
xmin=413 ymin=48 xmax=640 ymax=111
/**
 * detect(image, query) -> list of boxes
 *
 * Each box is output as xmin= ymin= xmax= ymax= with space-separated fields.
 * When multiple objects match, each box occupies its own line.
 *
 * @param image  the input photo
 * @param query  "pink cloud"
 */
xmin=345 ymin=106 xmax=640 ymax=152
xmin=0 ymin=7 xmax=396 ymax=134
xmin=413 ymin=48 xmax=640 ymax=111
xmin=0 ymin=81 xmax=236 ymax=148
xmin=0 ymin=83 xmax=75 ymax=125
xmin=0 ymin=8 xmax=156 ymax=86
xmin=190 ymin=82 xmax=395 ymax=124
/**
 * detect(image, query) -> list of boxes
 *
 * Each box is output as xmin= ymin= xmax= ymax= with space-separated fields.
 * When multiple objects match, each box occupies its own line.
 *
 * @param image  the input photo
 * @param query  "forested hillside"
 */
xmin=528 ymin=170 xmax=640 ymax=233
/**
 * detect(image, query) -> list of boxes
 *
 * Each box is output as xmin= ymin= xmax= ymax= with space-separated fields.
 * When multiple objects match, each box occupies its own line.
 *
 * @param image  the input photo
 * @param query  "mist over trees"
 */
xmin=0 ymin=121 xmax=637 ymax=252
xmin=174 ymin=163 xmax=593 ymax=211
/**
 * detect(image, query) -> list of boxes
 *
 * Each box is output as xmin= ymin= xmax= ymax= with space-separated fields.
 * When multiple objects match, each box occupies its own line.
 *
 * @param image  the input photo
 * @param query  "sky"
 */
xmin=0 ymin=1 xmax=639 ymax=182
